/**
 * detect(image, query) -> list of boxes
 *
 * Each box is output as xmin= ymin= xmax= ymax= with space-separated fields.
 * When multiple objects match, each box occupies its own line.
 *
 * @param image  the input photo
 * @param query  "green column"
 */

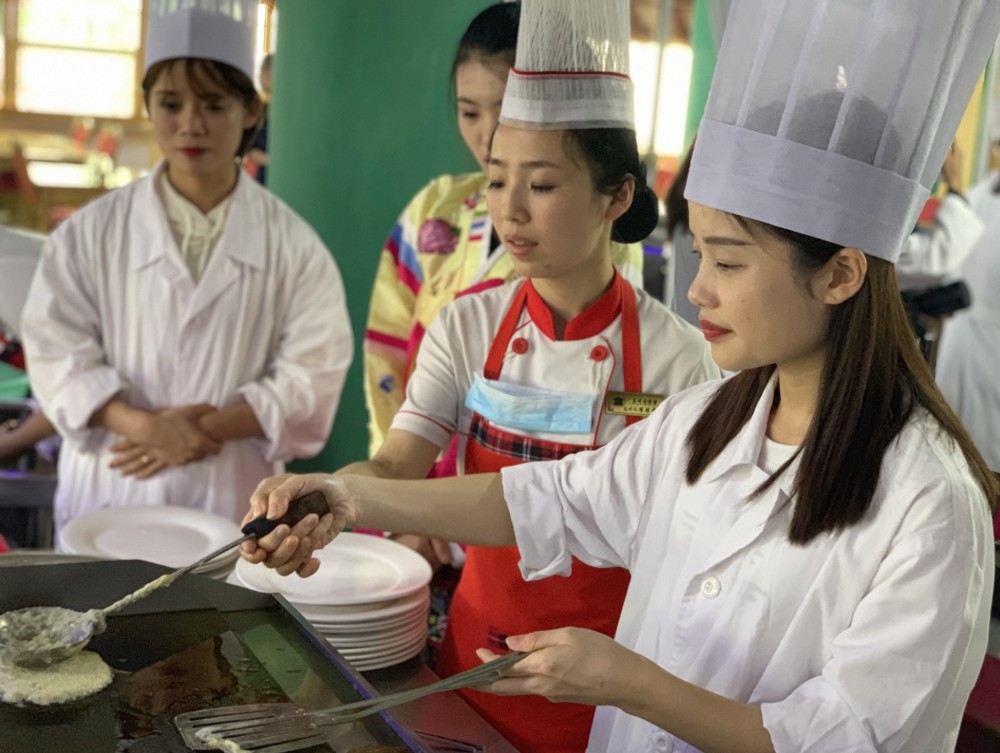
xmin=270 ymin=2 xmax=487 ymax=471
xmin=684 ymin=0 xmax=719 ymax=147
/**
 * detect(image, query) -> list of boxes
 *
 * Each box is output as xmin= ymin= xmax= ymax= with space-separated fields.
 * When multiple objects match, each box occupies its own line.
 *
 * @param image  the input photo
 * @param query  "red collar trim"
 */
xmin=524 ymin=273 xmax=625 ymax=341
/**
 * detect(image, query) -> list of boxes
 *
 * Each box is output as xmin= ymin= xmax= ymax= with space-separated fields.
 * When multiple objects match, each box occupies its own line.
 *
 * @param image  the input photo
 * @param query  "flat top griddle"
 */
xmin=0 ymin=560 xmax=429 ymax=753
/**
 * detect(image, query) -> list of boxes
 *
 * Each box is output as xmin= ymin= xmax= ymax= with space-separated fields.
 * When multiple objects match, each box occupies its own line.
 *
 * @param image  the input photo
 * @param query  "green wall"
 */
xmin=270 ymin=2 xmax=489 ymax=472
xmin=684 ymin=0 xmax=719 ymax=148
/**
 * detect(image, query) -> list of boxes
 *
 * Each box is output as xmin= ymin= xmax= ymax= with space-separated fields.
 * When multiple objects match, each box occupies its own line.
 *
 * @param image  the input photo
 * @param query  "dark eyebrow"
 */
xmin=457 ymin=96 xmax=504 ymax=107
xmin=488 ymin=158 xmax=561 ymax=169
xmin=702 ymin=236 xmax=752 ymax=246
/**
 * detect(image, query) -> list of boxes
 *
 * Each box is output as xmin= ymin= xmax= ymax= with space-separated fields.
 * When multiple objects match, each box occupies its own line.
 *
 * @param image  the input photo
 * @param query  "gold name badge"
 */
xmin=605 ymin=391 xmax=666 ymax=417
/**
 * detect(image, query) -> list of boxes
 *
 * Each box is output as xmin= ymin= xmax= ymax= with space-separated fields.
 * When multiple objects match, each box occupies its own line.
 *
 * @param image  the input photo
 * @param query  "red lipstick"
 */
xmin=699 ymin=319 xmax=732 ymax=342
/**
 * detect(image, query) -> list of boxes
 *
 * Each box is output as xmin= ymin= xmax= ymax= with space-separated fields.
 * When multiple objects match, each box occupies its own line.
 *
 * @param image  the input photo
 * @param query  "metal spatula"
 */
xmin=174 ymin=651 xmax=526 ymax=752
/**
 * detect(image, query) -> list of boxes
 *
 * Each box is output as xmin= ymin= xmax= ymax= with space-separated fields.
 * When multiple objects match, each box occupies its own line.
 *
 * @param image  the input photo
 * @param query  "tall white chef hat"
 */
xmin=686 ymin=0 xmax=1000 ymax=262
xmin=499 ymin=0 xmax=634 ymax=130
xmin=145 ymin=0 xmax=257 ymax=81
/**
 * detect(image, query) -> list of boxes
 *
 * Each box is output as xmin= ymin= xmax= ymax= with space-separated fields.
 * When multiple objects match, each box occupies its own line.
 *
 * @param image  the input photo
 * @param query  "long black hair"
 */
xmin=684 ymin=219 xmax=999 ymax=543
xmin=450 ymin=2 xmax=520 ymax=87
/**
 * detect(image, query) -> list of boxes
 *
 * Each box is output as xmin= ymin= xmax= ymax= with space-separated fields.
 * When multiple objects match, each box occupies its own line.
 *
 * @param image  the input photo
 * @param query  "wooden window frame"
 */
xmin=1 ymin=0 xmax=149 ymax=131
xmin=1 ymin=0 xmax=274 ymax=134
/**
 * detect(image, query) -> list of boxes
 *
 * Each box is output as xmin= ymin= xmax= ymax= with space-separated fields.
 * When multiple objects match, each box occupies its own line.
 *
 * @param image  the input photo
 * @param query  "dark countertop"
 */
xmin=365 ymin=657 xmax=521 ymax=753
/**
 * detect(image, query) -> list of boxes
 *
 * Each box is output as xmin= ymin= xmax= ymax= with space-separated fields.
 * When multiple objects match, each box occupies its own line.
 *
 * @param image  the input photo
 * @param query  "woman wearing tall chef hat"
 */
xmin=363 ymin=1 xmax=646 ymax=462
xmin=21 ymin=1 xmax=352 ymax=533
xmin=249 ymin=3 xmax=717 ymax=751
xmin=243 ymin=0 xmax=997 ymax=751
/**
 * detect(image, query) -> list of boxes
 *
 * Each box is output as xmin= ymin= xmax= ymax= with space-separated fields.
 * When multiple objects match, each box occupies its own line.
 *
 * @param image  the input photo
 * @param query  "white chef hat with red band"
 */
xmin=686 ymin=0 xmax=1000 ymax=263
xmin=499 ymin=0 xmax=635 ymax=131
xmin=145 ymin=0 xmax=257 ymax=81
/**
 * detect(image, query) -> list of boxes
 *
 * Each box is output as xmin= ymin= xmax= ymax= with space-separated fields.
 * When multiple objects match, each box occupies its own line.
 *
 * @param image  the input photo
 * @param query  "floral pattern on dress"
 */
xmin=418 ymin=219 xmax=459 ymax=254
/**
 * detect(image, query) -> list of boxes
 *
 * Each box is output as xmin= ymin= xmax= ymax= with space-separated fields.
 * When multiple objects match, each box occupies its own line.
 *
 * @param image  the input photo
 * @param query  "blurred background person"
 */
xmin=936 ymin=160 xmax=1000 ymax=478
xmin=245 ymin=53 xmax=272 ymax=185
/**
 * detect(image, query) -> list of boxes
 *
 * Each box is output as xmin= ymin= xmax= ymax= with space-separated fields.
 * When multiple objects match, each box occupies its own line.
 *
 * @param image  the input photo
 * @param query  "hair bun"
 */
xmin=613 ymin=180 xmax=659 ymax=244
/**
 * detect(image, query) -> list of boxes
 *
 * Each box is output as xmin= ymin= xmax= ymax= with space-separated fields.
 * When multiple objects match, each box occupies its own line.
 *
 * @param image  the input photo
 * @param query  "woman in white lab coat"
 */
xmin=21 ymin=14 xmax=352 ymax=530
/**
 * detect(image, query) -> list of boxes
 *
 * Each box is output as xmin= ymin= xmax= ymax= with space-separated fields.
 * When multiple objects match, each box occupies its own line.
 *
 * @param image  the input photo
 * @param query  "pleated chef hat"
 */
xmin=145 ymin=0 xmax=257 ymax=80
xmin=499 ymin=0 xmax=635 ymax=130
xmin=686 ymin=0 xmax=1000 ymax=262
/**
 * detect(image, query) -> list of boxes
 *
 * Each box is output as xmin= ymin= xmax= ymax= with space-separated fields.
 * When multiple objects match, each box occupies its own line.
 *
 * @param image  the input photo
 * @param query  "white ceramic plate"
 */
xmin=316 ymin=611 xmax=428 ymax=644
xmin=295 ymin=588 xmax=430 ymax=625
xmin=347 ymin=636 xmax=426 ymax=671
xmin=337 ymin=627 xmax=427 ymax=658
xmin=229 ymin=564 xmax=400 ymax=614
xmin=233 ymin=533 xmax=432 ymax=606
xmin=60 ymin=506 xmax=241 ymax=569
xmin=323 ymin=620 xmax=428 ymax=652
xmin=309 ymin=604 xmax=428 ymax=634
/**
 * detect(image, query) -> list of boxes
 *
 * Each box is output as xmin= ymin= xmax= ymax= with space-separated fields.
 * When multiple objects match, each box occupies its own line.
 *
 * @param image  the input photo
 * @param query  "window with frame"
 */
xmin=2 ymin=0 xmax=144 ymax=119
xmin=0 ymin=0 xmax=276 ymax=122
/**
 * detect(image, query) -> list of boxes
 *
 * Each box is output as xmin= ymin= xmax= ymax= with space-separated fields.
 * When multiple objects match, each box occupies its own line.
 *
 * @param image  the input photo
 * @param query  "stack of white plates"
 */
xmin=59 ymin=506 xmax=242 ymax=580
xmin=227 ymin=532 xmax=432 ymax=671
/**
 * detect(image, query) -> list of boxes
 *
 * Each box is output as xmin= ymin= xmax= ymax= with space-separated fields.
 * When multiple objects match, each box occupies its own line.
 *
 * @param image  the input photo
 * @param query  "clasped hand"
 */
xmin=109 ymin=403 xmax=222 ymax=478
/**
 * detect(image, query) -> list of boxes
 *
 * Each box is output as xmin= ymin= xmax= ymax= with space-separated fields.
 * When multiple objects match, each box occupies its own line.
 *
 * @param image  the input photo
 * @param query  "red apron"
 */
xmin=436 ymin=274 xmax=642 ymax=753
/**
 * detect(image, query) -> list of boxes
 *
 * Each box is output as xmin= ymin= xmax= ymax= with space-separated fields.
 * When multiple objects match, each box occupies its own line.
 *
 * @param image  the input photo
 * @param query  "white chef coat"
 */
xmin=503 ymin=376 xmax=994 ymax=753
xmin=895 ymin=193 xmax=985 ymax=292
xmin=390 ymin=278 xmax=719 ymax=470
xmin=937 ymin=172 xmax=1000 ymax=471
xmin=21 ymin=163 xmax=353 ymax=528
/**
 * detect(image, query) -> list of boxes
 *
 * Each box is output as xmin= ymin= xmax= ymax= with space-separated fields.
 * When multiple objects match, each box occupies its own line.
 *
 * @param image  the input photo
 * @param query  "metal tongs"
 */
xmin=0 ymin=491 xmax=330 ymax=667
xmin=174 ymin=651 xmax=527 ymax=752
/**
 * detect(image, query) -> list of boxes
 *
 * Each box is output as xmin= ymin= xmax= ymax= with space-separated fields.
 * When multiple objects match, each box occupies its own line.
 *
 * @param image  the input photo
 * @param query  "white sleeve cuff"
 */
xmin=502 ymin=462 xmax=575 ymax=581
xmin=51 ymin=367 xmax=125 ymax=446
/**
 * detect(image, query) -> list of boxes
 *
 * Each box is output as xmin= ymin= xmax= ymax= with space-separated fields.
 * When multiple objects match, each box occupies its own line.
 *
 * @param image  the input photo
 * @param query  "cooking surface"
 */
xmin=0 ymin=560 xmax=428 ymax=753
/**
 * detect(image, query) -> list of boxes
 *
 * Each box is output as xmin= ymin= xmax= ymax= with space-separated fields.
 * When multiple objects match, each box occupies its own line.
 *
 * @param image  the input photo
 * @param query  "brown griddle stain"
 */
xmin=113 ymin=631 xmax=294 ymax=751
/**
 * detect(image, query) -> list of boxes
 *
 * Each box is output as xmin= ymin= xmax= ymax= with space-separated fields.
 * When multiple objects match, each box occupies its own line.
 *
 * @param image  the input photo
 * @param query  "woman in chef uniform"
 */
xmin=363 ymin=1 xmax=647 ymax=460
xmin=21 ymin=2 xmax=352 ymax=531
xmin=243 ymin=1 xmax=998 ymax=752
xmin=254 ymin=4 xmax=716 ymax=751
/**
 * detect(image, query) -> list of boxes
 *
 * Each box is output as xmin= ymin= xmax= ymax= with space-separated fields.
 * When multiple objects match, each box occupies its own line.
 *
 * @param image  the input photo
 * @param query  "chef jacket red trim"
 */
xmin=523 ymin=276 xmax=623 ymax=341
xmin=489 ymin=273 xmax=643 ymax=426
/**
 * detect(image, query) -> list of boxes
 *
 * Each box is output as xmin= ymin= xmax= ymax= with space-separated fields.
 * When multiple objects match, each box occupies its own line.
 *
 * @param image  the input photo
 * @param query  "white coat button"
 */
xmin=700 ymin=575 xmax=721 ymax=598
xmin=654 ymin=733 xmax=673 ymax=752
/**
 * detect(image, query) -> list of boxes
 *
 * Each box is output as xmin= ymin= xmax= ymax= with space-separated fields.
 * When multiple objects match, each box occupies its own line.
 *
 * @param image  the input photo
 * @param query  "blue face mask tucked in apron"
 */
xmin=464 ymin=373 xmax=595 ymax=434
